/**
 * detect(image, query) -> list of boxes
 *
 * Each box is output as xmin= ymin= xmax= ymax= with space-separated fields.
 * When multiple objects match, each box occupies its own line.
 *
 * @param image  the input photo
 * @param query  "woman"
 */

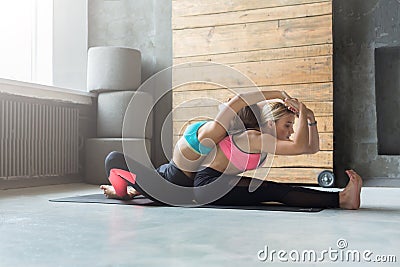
xmin=194 ymin=100 xmax=362 ymax=209
xmin=100 ymin=90 xmax=293 ymax=201
xmin=101 ymin=94 xmax=362 ymax=209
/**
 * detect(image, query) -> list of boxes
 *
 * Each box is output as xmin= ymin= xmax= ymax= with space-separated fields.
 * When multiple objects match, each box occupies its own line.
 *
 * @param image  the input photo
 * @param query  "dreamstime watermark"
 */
xmin=257 ymin=238 xmax=397 ymax=263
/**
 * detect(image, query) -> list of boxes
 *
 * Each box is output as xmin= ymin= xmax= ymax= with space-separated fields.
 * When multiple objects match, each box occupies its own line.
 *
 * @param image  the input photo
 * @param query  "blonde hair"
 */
xmin=261 ymin=102 xmax=294 ymax=124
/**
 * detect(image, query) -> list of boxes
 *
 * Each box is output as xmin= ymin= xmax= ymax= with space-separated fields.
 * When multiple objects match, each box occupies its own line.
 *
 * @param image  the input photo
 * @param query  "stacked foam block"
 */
xmin=85 ymin=47 xmax=153 ymax=184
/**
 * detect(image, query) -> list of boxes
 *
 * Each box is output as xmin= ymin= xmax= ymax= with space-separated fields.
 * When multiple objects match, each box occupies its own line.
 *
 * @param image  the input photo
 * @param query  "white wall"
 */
xmin=53 ymin=0 xmax=88 ymax=90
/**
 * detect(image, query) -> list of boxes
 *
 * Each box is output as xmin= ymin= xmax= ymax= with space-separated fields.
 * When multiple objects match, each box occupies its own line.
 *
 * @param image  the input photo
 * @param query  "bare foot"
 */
xmin=99 ymin=185 xmax=140 ymax=200
xmin=347 ymin=169 xmax=363 ymax=195
xmin=339 ymin=170 xmax=361 ymax=210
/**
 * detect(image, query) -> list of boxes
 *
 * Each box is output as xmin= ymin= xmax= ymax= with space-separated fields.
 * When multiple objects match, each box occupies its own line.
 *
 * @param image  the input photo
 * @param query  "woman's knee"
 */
xmin=104 ymin=151 xmax=127 ymax=175
xmin=105 ymin=151 xmax=124 ymax=164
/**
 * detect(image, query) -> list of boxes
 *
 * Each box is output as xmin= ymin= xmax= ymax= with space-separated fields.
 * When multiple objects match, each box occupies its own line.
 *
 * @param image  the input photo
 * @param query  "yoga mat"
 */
xmin=50 ymin=194 xmax=323 ymax=212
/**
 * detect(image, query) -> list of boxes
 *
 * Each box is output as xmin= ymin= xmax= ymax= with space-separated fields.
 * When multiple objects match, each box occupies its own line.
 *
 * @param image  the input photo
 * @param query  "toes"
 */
xmin=349 ymin=169 xmax=359 ymax=177
xmin=100 ymin=185 xmax=111 ymax=189
xmin=348 ymin=170 xmax=363 ymax=187
xmin=346 ymin=170 xmax=359 ymax=182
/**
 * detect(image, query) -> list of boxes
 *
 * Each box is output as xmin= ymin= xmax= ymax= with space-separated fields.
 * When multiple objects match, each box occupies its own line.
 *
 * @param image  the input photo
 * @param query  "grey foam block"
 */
xmin=97 ymin=91 xmax=153 ymax=138
xmin=87 ymin=46 xmax=141 ymax=92
xmin=84 ymin=138 xmax=152 ymax=184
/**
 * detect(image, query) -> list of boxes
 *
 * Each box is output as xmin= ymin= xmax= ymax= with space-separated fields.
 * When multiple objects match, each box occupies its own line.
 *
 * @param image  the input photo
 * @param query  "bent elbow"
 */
xmin=300 ymin=144 xmax=319 ymax=154
xmin=312 ymin=148 xmax=320 ymax=154
xmin=306 ymin=146 xmax=320 ymax=154
xmin=291 ymin=142 xmax=319 ymax=155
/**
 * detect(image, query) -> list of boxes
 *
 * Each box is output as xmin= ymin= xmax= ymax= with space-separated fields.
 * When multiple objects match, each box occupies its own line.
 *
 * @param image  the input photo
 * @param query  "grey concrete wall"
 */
xmin=334 ymin=0 xmax=400 ymax=186
xmin=88 ymin=0 xmax=172 ymax=167
xmin=375 ymin=47 xmax=400 ymax=155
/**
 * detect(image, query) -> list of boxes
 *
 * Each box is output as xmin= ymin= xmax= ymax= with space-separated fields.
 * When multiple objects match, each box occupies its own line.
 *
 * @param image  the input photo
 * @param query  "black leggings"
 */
xmin=105 ymin=152 xmax=339 ymax=208
xmin=105 ymin=151 xmax=194 ymax=205
xmin=194 ymin=167 xmax=339 ymax=208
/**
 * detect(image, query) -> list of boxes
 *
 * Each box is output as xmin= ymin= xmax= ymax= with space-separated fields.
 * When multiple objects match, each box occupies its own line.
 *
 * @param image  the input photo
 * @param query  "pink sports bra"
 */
xmin=218 ymin=131 xmax=267 ymax=172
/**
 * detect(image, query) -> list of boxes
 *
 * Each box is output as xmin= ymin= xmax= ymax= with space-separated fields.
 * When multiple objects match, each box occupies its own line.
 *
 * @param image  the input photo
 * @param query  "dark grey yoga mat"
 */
xmin=50 ymin=194 xmax=323 ymax=212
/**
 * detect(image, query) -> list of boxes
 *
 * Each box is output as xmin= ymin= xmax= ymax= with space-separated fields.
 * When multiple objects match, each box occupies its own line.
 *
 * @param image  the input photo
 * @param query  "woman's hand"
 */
xmin=284 ymin=98 xmax=301 ymax=115
xmin=283 ymin=98 xmax=315 ymax=119
xmin=281 ymin=91 xmax=300 ymax=113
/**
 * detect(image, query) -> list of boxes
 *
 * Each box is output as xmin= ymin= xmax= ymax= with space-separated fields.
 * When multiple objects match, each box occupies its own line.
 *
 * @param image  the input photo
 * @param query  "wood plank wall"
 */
xmin=172 ymin=0 xmax=333 ymax=184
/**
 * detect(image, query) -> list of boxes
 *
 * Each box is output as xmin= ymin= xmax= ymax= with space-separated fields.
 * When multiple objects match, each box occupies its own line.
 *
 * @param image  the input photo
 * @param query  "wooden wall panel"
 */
xmin=244 ymin=167 xmax=333 ymax=184
xmin=172 ymin=0 xmax=333 ymax=184
xmin=172 ymin=56 xmax=332 ymax=89
xmin=173 ymin=2 xmax=331 ymax=30
xmin=173 ymin=44 xmax=333 ymax=65
xmin=174 ymin=82 xmax=333 ymax=101
xmin=271 ymin=151 xmax=333 ymax=168
xmin=172 ymin=0 xmax=331 ymax=17
xmin=173 ymin=15 xmax=332 ymax=58
xmin=172 ymin=0 xmax=331 ymax=21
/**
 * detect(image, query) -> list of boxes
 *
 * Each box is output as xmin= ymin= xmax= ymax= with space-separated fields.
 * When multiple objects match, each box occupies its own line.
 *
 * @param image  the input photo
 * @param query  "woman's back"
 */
xmin=202 ymin=129 xmax=267 ymax=175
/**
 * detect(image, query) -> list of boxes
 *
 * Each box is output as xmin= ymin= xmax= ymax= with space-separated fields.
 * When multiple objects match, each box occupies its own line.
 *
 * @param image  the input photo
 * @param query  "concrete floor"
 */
xmin=0 ymin=184 xmax=399 ymax=267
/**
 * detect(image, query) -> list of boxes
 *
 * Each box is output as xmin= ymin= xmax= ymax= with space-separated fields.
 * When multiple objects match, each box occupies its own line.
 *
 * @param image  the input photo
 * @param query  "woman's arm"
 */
xmin=305 ymin=108 xmax=320 ymax=154
xmin=199 ymin=90 xmax=289 ymax=144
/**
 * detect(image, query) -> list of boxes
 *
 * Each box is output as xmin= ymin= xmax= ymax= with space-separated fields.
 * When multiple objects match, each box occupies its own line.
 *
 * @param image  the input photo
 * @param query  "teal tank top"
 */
xmin=183 ymin=121 xmax=213 ymax=155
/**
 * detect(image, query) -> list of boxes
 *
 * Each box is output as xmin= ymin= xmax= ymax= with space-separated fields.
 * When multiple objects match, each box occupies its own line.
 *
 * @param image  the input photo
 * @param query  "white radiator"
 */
xmin=0 ymin=99 xmax=79 ymax=178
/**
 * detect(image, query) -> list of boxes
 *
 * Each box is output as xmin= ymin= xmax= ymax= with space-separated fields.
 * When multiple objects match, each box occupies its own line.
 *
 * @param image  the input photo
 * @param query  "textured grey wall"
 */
xmin=88 ymin=0 xmax=172 ymax=167
xmin=334 ymin=0 xmax=400 ymax=186
xmin=375 ymin=47 xmax=400 ymax=155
